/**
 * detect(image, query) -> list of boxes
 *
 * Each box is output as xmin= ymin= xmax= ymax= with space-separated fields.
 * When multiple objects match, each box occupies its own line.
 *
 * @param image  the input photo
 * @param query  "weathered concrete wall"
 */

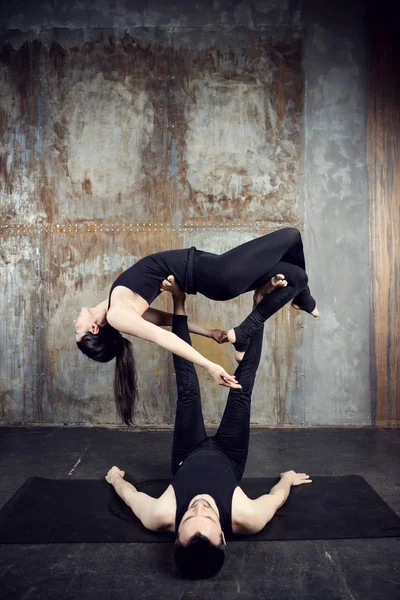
xmin=0 ymin=30 xmax=303 ymax=224
xmin=0 ymin=0 xmax=370 ymax=426
xmin=303 ymin=0 xmax=370 ymax=425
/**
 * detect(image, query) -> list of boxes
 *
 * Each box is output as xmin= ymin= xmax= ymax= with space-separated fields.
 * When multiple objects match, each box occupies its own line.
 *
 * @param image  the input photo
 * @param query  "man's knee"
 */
xmin=284 ymin=264 xmax=308 ymax=289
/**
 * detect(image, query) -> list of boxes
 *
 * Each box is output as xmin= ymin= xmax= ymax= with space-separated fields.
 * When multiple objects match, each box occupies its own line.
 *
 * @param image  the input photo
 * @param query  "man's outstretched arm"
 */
xmin=143 ymin=307 xmax=228 ymax=343
xmin=240 ymin=470 xmax=312 ymax=534
xmin=106 ymin=466 xmax=161 ymax=531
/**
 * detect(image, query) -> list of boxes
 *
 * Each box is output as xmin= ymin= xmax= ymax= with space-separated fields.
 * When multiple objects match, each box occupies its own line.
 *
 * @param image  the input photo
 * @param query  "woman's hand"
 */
xmin=210 ymin=329 xmax=229 ymax=344
xmin=207 ymin=363 xmax=242 ymax=389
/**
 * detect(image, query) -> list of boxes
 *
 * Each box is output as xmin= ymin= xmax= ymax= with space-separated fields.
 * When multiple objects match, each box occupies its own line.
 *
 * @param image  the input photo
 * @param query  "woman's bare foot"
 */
xmin=160 ymin=275 xmax=185 ymax=299
xmin=227 ymin=274 xmax=287 ymax=363
xmin=291 ymin=301 xmax=320 ymax=318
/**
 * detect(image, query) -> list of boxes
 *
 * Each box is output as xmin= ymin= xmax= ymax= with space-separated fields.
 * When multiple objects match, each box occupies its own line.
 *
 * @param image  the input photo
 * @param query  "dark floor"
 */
xmin=0 ymin=427 xmax=399 ymax=600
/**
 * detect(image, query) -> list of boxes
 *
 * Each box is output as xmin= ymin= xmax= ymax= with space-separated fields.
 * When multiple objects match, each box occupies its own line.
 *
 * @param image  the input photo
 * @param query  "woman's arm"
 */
xmin=107 ymin=306 xmax=240 ymax=389
xmin=142 ymin=307 xmax=226 ymax=341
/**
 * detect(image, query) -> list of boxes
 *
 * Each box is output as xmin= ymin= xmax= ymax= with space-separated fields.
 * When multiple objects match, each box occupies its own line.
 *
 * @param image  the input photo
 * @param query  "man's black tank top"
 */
xmin=108 ymin=247 xmax=197 ymax=307
xmin=172 ymin=445 xmax=239 ymax=536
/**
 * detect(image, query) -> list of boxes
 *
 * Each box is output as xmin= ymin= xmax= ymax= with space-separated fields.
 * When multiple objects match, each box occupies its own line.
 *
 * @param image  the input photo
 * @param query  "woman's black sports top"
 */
xmin=172 ymin=446 xmax=239 ymax=536
xmin=108 ymin=247 xmax=197 ymax=307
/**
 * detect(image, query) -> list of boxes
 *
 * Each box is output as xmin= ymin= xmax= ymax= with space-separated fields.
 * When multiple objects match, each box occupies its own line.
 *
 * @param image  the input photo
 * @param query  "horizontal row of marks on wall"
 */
xmin=0 ymin=221 xmax=301 ymax=232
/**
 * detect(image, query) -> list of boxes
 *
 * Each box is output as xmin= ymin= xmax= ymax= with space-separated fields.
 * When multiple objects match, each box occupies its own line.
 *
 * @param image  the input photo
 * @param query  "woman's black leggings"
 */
xmin=193 ymin=227 xmax=316 ymax=351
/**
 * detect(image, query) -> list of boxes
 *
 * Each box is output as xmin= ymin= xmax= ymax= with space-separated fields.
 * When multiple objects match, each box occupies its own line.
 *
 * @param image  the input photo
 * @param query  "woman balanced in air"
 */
xmin=75 ymin=228 xmax=318 ymax=424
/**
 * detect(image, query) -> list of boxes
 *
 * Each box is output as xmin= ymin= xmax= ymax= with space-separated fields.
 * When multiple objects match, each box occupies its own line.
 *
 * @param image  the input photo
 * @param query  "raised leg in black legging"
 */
xmin=232 ymin=261 xmax=310 ymax=352
xmin=194 ymin=227 xmax=315 ymax=311
xmin=193 ymin=228 xmax=316 ymax=353
xmin=213 ymin=325 xmax=264 ymax=481
xmin=170 ymin=315 xmax=207 ymax=475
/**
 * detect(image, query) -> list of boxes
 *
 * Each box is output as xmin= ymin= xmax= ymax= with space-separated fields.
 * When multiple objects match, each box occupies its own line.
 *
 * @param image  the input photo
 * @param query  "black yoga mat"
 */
xmin=0 ymin=475 xmax=399 ymax=544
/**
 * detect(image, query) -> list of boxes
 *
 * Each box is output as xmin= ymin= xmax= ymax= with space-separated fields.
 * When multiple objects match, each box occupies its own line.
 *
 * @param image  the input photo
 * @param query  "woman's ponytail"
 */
xmin=114 ymin=337 xmax=138 ymax=425
xmin=77 ymin=323 xmax=138 ymax=425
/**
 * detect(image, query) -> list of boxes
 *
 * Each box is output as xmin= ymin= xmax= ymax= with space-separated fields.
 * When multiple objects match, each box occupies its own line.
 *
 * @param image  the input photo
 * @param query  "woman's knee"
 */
xmin=281 ymin=227 xmax=301 ymax=244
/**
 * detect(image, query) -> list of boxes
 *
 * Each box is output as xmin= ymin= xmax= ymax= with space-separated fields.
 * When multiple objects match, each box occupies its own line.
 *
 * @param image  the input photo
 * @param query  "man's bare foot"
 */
xmin=253 ymin=274 xmax=287 ymax=309
xmin=291 ymin=301 xmax=320 ymax=318
xmin=226 ymin=328 xmax=245 ymax=363
xmin=160 ymin=275 xmax=185 ymax=300
xmin=160 ymin=275 xmax=186 ymax=315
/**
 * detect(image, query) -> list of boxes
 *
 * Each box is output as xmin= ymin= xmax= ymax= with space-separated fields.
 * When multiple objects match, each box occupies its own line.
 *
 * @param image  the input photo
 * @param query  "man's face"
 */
xmin=177 ymin=498 xmax=225 ymax=546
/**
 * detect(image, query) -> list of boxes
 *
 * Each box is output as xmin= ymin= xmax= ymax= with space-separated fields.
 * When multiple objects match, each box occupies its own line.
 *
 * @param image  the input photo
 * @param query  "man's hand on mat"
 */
xmin=210 ymin=329 xmax=229 ymax=344
xmin=280 ymin=470 xmax=312 ymax=486
xmin=208 ymin=363 xmax=242 ymax=389
xmin=106 ymin=466 xmax=125 ymax=484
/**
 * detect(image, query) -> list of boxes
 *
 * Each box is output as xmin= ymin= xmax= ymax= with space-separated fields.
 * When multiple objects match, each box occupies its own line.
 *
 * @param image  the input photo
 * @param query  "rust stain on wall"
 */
xmin=82 ymin=178 xmax=92 ymax=196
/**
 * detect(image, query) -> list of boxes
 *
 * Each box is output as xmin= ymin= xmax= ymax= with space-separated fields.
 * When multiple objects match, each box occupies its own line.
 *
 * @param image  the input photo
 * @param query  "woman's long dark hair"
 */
xmin=77 ymin=323 xmax=137 ymax=425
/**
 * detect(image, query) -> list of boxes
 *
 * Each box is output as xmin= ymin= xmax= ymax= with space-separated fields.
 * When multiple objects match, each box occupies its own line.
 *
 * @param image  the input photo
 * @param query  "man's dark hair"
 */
xmin=174 ymin=532 xmax=225 ymax=579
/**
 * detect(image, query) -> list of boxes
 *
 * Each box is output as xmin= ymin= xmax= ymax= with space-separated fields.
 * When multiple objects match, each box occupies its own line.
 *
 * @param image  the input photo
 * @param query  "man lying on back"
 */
xmin=106 ymin=275 xmax=311 ymax=578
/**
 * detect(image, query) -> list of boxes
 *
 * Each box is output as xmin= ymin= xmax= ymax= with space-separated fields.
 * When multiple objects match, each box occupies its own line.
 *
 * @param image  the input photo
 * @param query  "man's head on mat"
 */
xmin=175 ymin=495 xmax=226 ymax=579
